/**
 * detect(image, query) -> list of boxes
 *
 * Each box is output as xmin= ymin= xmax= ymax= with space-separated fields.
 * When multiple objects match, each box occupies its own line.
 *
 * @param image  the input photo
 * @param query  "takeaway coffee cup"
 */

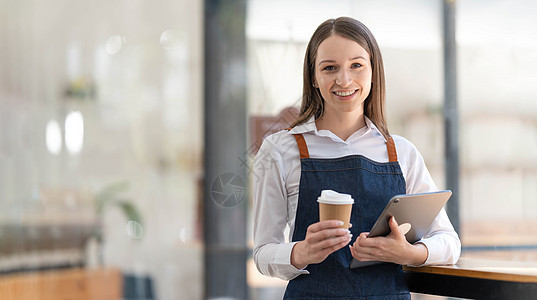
xmin=317 ymin=190 xmax=354 ymax=229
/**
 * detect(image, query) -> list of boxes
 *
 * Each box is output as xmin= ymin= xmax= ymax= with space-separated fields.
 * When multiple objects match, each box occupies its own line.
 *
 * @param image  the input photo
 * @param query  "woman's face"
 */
xmin=314 ymin=34 xmax=372 ymax=118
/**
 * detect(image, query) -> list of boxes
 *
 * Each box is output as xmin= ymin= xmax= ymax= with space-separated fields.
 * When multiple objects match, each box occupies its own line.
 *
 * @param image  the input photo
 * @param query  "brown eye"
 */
xmin=324 ymin=65 xmax=336 ymax=71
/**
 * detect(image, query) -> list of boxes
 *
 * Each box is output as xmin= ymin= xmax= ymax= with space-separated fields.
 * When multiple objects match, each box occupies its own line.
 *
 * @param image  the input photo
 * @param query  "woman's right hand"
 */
xmin=291 ymin=220 xmax=352 ymax=269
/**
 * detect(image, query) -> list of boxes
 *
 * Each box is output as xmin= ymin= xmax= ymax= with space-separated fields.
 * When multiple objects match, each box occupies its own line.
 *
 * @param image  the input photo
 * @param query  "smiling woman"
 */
xmin=314 ymin=35 xmax=372 ymax=141
xmin=248 ymin=2 xmax=537 ymax=300
xmin=291 ymin=17 xmax=389 ymax=142
xmin=252 ymin=17 xmax=460 ymax=300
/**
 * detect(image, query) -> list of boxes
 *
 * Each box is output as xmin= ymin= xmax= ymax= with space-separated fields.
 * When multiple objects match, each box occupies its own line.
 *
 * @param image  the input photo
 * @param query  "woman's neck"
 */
xmin=315 ymin=112 xmax=366 ymax=141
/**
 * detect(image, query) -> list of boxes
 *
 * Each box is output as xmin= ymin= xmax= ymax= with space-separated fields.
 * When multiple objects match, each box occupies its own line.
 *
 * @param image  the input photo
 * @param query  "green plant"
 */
xmin=92 ymin=181 xmax=143 ymax=264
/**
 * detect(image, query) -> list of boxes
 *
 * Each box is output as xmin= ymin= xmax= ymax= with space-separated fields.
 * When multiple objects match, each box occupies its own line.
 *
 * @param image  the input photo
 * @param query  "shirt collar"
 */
xmin=289 ymin=116 xmax=386 ymax=142
xmin=288 ymin=117 xmax=316 ymax=134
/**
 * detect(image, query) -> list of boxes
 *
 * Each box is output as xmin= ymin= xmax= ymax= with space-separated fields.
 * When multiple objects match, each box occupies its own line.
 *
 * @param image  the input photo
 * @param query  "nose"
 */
xmin=335 ymin=70 xmax=351 ymax=86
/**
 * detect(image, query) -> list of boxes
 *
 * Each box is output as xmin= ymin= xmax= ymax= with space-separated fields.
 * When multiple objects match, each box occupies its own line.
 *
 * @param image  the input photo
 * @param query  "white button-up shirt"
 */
xmin=253 ymin=117 xmax=461 ymax=281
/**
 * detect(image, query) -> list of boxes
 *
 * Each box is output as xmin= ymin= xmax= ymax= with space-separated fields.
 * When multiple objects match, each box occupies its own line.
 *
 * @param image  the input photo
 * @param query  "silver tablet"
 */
xmin=349 ymin=190 xmax=452 ymax=269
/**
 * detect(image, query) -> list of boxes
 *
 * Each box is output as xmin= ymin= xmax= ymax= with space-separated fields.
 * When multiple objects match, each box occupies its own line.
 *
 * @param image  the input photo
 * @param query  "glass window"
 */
xmin=0 ymin=1 xmax=203 ymax=299
xmin=458 ymin=0 xmax=537 ymax=260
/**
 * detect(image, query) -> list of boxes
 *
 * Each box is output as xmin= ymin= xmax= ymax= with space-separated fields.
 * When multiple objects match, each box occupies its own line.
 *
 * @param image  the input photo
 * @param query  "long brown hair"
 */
xmin=291 ymin=17 xmax=390 ymax=139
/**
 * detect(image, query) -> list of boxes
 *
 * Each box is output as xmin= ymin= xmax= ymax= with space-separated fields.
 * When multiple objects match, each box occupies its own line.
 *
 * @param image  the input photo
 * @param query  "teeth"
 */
xmin=335 ymin=90 xmax=356 ymax=97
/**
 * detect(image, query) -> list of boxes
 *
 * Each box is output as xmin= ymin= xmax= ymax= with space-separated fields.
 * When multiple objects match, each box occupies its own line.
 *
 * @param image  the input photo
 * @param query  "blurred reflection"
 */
xmin=46 ymin=119 xmax=62 ymax=155
xmin=179 ymin=227 xmax=187 ymax=244
xmin=105 ymin=35 xmax=126 ymax=55
xmin=160 ymin=29 xmax=181 ymax=50
xmin=126 ymin=220 xmax=144 ymax=240
xmin=64 ymin=111 xmax=84 ymax=155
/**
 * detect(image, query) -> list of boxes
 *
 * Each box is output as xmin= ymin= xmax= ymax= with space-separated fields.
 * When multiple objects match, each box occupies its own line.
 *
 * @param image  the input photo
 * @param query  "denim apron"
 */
xmin=283 ymin=133 xmax=410 ymax=300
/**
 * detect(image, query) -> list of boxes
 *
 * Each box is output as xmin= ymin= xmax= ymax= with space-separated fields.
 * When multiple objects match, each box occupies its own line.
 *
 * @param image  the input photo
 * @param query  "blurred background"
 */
xmin=1 ymin=0 xmax=536 ymax=299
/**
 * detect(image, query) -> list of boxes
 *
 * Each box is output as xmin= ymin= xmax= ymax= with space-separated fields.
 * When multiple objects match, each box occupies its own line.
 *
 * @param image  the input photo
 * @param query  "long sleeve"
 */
xmin=395 ymin=136 xmax=461 ymax=266
xmin=252 ymin=136 xmax=309 ymax=280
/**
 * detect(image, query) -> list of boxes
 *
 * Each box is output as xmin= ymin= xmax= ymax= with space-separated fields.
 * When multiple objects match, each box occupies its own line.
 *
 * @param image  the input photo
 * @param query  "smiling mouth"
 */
xmin=333 ymin=90 xmax=358 ymax=97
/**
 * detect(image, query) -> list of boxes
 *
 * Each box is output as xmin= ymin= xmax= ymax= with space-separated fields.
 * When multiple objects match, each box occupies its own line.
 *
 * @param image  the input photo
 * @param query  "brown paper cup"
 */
xmin=319 ymin=202 xmax=353 ymax=229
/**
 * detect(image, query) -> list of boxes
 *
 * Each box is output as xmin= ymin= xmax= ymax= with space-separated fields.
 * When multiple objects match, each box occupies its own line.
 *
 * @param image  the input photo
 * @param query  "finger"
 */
xmin=355 ymin=253 xmax=377 ymax=261
xmin=355 ymin=239 xmax=386 ymax=259
xmin=308 ymin=228 xmax=350 ymax=247
xmin=358 ymin=234 xmax=378 ymax=247
xmin=389 ymin=216 xmax=400 ymax=233
xmin=357 ymin=232 xmax=371 ymax=245
xmin=319 ymin=240 xmax=350 ymax=258
xmin=349 ymin=245 xmax=357 ymax=258
xmin=351 ymin=244 xmax=377 ymax=261
xmin=354 ymin=243 xmax=376 ymax=255
xmin=309 ymin=228 xmax=350 ymax=243
xmin=309 ymin=220 xmax=345 ymax=233
xmin=350 ymin=242 xmax=362 ymax=257
xmin=318 ymin=233 xmax=352 ymax=252
xmin=388 ymin=216 xmax=403 ymax=238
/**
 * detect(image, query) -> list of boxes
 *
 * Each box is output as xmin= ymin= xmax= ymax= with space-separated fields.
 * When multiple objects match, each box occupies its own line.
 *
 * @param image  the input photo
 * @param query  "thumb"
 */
xmin=389 ymin=216 xmax=400 ymax=235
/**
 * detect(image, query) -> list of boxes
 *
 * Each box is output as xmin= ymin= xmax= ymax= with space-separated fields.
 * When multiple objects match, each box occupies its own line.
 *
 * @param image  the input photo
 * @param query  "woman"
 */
xmin=253 ymin=17 xmax=461 ymax=299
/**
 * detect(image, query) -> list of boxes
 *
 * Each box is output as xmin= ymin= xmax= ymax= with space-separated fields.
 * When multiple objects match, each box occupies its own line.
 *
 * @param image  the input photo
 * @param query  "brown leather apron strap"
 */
xmin=386 ymin=135 xmax=398 ymax=162
xmin=292 ymin=134 xmax=310 ymax=159
xmin=289 ymin=129 xmax=395 ymax=162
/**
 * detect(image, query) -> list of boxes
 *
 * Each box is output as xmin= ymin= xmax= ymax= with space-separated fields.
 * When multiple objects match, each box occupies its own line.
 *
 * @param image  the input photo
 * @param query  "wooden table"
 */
xmin=404 ymin=257 xmax=537 ymax=299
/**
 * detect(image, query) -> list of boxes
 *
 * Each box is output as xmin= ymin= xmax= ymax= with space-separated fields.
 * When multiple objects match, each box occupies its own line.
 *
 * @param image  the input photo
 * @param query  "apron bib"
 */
xmin=283 ymin=133 xmax=410 ymax=300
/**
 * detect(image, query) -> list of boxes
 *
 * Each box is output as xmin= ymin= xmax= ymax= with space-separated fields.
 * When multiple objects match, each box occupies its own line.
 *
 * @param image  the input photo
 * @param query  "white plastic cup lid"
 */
xmin=317 ymin=190 xmax=354 ymax=205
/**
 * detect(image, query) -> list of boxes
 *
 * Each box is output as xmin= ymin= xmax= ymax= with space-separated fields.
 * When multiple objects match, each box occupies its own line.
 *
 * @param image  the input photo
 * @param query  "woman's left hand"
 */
xmin=349 ymin=216 xmax=428 ymax=266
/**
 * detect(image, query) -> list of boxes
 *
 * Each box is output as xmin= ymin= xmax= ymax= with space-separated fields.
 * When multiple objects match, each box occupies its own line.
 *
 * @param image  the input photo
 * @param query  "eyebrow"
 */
xmin=318 ymin=56 xmax=368 ymax=66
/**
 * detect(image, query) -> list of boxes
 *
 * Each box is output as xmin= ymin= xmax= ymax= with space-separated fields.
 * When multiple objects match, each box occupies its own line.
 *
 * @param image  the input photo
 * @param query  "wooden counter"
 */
xmin=0 ymin=268 xmax=122 ymax=300
xmin=404 ymin=257 xmax=537 ymax=299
